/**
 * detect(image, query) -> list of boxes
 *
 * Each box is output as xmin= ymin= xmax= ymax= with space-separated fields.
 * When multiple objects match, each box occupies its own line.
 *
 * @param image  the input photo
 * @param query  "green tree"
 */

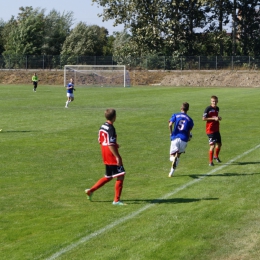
xmin=61 ymin=23 xmax=108 ymax=56
xmin=196 ymin=31 xmax=232 ymax=56
xmin=174 ymin=0 xmax=207 ymax=56
xmin=103 ymin=35 xmax=115 ymax=56
xmin=2 ymin=6 xmax=73 ymax=56
xmin=199 ymin=0 xmax=233 ymax=55
xmin=0 ymin=19 xmax=5 ymax=54
xmin=42 ymin=10 xmax=74 ymax=55
xmin=92 ymin=0 xmax=209 ymax=56
xmin=112 ymin=30 xmax=139 ymax=65
xmin=3 ymin=6 xmax=45 ymax=55
xmin=236 ymin=0 xmax=260 ymax=56
xmin=93 ymin=0 xmax=260 ymax=57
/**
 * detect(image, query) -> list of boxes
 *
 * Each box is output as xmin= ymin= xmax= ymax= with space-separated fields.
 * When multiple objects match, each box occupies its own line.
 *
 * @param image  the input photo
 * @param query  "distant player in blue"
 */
xmin=65 ymin=78 xmax=76 ymax=108
xmin=168 ymin=102 xmax=194 ymax=177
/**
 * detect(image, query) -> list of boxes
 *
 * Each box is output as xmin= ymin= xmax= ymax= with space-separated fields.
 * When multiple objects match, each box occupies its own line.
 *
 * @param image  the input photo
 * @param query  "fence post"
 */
xmin=26 ymin=55 xmax=28 ymax=70
xmin=199 ymin=56 xmax=200 ymax=70
xmin=232 ymin=56 xmax=233 ymax=70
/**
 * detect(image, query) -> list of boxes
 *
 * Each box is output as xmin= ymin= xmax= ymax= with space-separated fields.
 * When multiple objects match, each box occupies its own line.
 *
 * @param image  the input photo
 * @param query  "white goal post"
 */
xmin=64 ymin=65 xmax=130 ymax=87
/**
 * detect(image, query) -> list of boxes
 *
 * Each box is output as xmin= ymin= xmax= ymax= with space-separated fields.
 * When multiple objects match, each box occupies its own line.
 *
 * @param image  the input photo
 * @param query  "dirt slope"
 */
xmin=0 ymin=69 xmax=259 ymax=87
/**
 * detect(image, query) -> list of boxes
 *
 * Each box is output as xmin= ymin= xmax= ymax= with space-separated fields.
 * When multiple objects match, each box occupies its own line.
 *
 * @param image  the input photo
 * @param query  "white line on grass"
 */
xmin=46 ymin=144 xmax=260 ymax=260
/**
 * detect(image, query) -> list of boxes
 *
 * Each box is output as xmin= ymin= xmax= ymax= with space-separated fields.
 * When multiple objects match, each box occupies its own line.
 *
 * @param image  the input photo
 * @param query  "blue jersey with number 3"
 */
xmin=169 ymin=112 xmax=194 ymax=142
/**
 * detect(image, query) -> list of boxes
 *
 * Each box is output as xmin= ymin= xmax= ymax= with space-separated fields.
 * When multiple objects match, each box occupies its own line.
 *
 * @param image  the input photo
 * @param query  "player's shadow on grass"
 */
xmin=230 ymin=161 xmax=260 ymax=165
xmin=2 ymin=130 xmax=32 ymax=133
xmin=187 ymin=172 xmax=257 ymax=179
xmin=95 ymin=197 xmax=218 ymax=204
xmin=118 ymin=197 xmax=219 ymax=205
xmin=147 ymin=197 xmax=218 ymax=204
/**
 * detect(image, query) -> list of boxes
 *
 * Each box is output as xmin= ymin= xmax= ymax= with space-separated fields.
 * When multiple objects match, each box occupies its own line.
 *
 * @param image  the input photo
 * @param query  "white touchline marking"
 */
xmin=46 ymin=144 xmax=260 ymax=260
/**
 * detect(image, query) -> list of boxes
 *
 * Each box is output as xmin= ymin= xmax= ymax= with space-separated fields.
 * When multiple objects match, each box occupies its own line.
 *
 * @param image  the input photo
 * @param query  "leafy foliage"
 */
xmin=93 ymin=0 xmax=211 ymax=55
xmin=61 ymin=23 xmax=108 ymax=57
xmin=42 ymin=10 xmax=73 ymax=55
xmin=92 ymin=0 xmax=260 ymax=57
xmin=236 ymin=0 xmax=260 ymax=56
xmin=0 ymin=19 xmax=5 ymax=55
xmin=112 ymin=30 xmax=139 ymax=65
xmin=2 ymin=6 xmax=73 ymax=57
xmin=1 ymin=2 xmax=260 ymax=59
xmin=3 ymin=7 xmax=45 ymax=55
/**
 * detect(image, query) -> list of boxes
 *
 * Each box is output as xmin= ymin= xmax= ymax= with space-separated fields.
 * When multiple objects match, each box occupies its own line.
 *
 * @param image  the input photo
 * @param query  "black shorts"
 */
xmin=207 ymin=132 xmax=221 ymax=145
xmin=33 ymin=81 xmax=38 ymax=87
xmin=105 ymin=165 xmax=126 ymax=178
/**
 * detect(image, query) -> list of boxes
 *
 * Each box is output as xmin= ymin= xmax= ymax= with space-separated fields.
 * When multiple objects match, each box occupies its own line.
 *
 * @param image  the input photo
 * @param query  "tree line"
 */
xmin=0 ymin=1 xmax=260 ymax=64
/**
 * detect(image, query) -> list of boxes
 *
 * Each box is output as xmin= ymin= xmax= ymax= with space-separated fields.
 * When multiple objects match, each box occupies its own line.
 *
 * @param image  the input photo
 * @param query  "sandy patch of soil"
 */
xmin=0 ymin=69 xmax=259 ymax=87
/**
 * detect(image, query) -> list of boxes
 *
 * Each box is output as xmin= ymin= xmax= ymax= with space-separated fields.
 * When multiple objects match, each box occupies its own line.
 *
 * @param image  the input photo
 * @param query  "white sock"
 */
xmin=169 ymin=168 xmax=175 ymax=177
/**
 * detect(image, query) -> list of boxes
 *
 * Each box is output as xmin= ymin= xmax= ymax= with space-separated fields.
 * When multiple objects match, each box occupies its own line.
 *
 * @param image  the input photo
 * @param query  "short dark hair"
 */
xmin=105 ymin=108 xmax=116 ymax=120
xmin=181 ymin=102 xmax=189 ymax=112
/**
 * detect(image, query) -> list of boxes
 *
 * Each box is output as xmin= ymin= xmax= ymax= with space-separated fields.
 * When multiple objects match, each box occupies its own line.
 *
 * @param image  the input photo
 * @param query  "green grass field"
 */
xmin=1 ymin=84 xmax=260 ymax=260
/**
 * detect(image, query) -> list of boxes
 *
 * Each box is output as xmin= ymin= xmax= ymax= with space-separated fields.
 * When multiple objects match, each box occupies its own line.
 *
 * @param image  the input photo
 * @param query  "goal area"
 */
xmin=64 ymin=65 xmax=130 ymax=87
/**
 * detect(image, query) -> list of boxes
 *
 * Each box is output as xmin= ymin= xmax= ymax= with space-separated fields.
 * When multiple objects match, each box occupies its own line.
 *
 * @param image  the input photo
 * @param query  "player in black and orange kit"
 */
xmin=85 ymin=108 xmax=126 ymax=205
xmin=202 ymin=95 xmax=222 ymax=166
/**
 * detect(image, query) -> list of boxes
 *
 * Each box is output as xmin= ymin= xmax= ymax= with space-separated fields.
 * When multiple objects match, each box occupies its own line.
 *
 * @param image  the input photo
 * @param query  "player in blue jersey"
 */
xmin=65 ymin=78 xmax=76 ymax=108
xmin=168 ymin=102 xmax=194 ymax=177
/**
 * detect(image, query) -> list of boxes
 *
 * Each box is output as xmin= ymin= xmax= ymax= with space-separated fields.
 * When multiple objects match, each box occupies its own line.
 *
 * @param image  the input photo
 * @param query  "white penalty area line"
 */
xmin=46 ymin=144 xmax=260 ymax=260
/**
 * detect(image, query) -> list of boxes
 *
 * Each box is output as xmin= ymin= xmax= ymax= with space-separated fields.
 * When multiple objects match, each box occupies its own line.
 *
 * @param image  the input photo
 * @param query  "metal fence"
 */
xmin=0 ymin=55 xmax=260 ymax=70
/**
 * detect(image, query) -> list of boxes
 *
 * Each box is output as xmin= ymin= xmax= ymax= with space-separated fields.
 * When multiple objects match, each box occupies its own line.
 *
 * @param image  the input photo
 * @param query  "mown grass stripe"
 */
xmin=46 ymin=144 xmax=260 ymax=260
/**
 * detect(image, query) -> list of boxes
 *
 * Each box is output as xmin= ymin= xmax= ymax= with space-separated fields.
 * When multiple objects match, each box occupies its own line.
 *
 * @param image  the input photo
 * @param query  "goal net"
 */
xmin=64 ymin=65 xmax=130 ymax=87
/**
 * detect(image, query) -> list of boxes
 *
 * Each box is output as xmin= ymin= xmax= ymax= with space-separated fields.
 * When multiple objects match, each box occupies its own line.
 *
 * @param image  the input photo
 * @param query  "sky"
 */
xmin=0 ymin=0 xmax=125 ymax=35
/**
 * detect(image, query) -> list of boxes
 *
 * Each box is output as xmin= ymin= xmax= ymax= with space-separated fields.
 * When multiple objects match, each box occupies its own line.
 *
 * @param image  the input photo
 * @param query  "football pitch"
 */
xmin=1 ymin=84 xmax=260 ymax=260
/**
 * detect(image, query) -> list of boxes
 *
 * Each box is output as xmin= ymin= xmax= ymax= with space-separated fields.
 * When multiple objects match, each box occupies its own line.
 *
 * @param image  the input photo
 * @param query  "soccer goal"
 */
xmin=64 ymin=65 xmax=131 ymax=87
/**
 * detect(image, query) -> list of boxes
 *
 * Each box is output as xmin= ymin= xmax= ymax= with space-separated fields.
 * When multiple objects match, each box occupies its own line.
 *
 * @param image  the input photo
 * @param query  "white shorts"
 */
xmin=170 ymin=138 xmax=187 ymax=155
xmin=67 ymin=93 xmax=74 ymax=98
